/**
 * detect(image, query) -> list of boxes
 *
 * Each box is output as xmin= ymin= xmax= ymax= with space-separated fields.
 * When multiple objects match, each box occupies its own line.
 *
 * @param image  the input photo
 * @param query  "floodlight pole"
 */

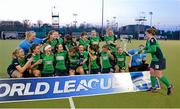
xmin=101 ymin=0 xmax=104 ymax=37
xmin=149 ymin=12 xmax=153 ymax=27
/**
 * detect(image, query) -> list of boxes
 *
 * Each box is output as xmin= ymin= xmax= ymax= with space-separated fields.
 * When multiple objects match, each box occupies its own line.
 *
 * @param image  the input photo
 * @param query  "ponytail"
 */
xmin=146 ymin=27 xmax=156 ymax=36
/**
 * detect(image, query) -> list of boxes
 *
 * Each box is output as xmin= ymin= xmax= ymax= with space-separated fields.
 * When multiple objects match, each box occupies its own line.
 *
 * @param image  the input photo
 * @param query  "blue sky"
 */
xmin=0 ymin=0 xmax=179 ymax=30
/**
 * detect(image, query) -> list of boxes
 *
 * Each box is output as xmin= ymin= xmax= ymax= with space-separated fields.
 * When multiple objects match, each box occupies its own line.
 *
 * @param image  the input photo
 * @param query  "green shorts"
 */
xmin=117 ymin=65 xmax=126 ymax=70
xmin=41 ymin=70 xmax=54 ymax=77
xmin=41 ymin=73 xmax=54 ymax=77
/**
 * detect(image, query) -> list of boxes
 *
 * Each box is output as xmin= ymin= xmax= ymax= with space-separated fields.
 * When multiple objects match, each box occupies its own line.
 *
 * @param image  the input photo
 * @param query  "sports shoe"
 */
xmin=147 ymin=87 xmax=158 ymax=93
xmin=167 ymin=84 xmax=174 ymax=95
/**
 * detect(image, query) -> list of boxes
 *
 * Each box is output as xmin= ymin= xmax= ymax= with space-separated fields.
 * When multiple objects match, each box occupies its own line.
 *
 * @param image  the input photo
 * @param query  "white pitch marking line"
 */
xmin=68 ymin=97 xmax=75 ymax=109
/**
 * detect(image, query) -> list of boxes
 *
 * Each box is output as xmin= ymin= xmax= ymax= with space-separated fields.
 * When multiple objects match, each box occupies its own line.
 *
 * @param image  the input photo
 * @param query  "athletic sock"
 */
xmin=160 ymin=76 xmax=171 ymax=88
xmin=150 ymin=76 xmax=157 ymax=88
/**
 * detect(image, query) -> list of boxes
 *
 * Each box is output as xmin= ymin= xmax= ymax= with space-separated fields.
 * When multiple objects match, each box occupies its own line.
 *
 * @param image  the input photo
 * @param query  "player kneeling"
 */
xmin=68 ymin=47 xmax=84 ymax=75
xmin=7 ymin=48 xmax=33 ymax=78
xmin=128 ymin=45 xmax=149 ymax=72
xmin=114 ymin=47 xmax=132 ymax=73
xmin=27 ymin=44 xmax=42 ymax=77
xmin=100 ymin=45 xmax=114 ymax=74
xmin=88 ymin=44 xmax=100 ymax=74
xmin=78 ymin=45 xmax=89 ymax=74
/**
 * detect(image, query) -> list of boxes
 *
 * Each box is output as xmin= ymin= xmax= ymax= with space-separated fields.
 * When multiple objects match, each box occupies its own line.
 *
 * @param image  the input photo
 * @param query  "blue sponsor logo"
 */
xmin=0 ymin=74 xmax=124 ymax=102
xmin=130 ymin=72 xmax=160 ymax=91
xmin=0 ymin=72 xmax=160 ymax=103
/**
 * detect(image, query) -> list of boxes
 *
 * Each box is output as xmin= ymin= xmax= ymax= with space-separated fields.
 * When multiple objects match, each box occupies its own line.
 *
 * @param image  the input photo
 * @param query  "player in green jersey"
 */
xmin=45 ymin=30 xmax=58 ymax=49
xmin=104 ymin=28 xmax=118 ymax=69
xmin=29 ymin=44 xmax=42 ymax=77
xmin=89 ymin=30 xmax=100 ymax=45
xmin=143 ymin=28 xmax=173 ymax=95
xmin=7 ymin=48 xmax=33 ymax=78
xmin=88 ymin=44 xmax=100 ymax=74
xmin=64 ymin=34 xmax=76 ymax=51
xmin=54 ymin=44 xmax=68 ymax=76
xmin=45 ymin=30 xmax=63 ymax=51
xmin=41 ymin=45 xmax=54 ymax=77
xmin=104 ymin=28 xmax=117 ymax=53
xmin=100 ymin=45 xmax=114 ymax=73
xmin=114 ymin=47 xmax=132 ymax=73
xmin=68 ymin=47 xmax=84 ymax=75
xmin=79 ymin=32 xmax=90 ymax=50
xmin=53 ymin=31 xmax=64 ymax=45
xmin=78 ymin=45 xmax=89 ymax=74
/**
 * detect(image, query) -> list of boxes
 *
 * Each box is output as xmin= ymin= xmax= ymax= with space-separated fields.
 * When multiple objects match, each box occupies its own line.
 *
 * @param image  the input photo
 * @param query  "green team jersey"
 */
xmin=100 ymin=52 xmax=111 ymax=69
xmin=144 ymin=37 xmax=164 ymax=62
xmin=46 ymin=39 xmax=57 ymax=48
xmin=104 ymin=35 xmax=115 ymax=44
xmin=79 ymin=39 xmax=90 ymax=48
xmin=65 ymin=41 xmax=76 ymax=50
xmin=46 ymin=38 xmax=63 ymax=48
xmin=115 ymin=52 xmax=128 ymax=67
xmin=18 ymin=58 xmax=26 ymax=67
xmin=90 ymin=36 xmax=100 ymax=45
xmin=68 ymin=53 xmax=79 ymax=68
xmin=32 ymin=54 xmax=41 ymax=69
xmin=104 ymin=35 xmax=116 ymax=52
xmin=58 ymin=38 xmax=64 ymax=44
xmin=90 ymin=52 xmax=100 ymax=69
xmin=55 ymin=51 xmax=67 ymax=70
xmin=79 ymin=51 xmax=88 ymax=70
xmin=42 ymin=54 xmax=54 ymax=74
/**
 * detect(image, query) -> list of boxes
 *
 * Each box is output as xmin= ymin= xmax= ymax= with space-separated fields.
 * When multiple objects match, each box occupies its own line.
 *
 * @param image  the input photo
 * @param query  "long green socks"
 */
xmin=150 ymin=76 xmax=157 ymax=88
xmin=151 ymin=76 xmax=171 ymax=88
xmin=160 ymin=76 xmax=171 ymax=88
